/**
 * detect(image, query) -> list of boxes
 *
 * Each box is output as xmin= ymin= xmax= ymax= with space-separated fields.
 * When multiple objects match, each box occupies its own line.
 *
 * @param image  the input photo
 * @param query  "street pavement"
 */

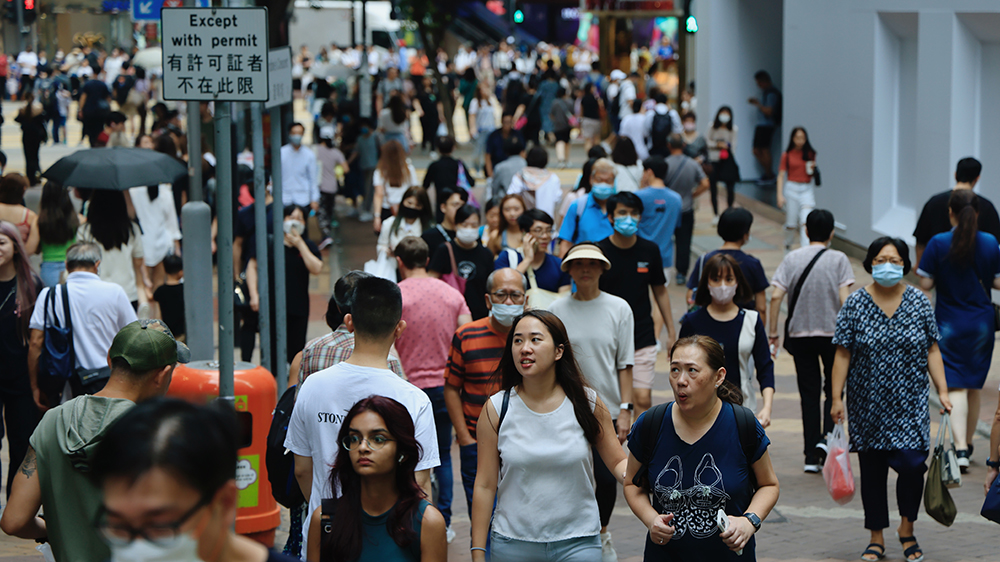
xmin=0 ymin=99 xmax=998 ymax=560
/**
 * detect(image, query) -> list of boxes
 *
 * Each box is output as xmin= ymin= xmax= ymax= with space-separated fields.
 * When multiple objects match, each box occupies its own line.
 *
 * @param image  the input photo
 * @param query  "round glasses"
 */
xmin=96 ymin=496 xmax=208 ymax=547
xmin=342 ymin=434 xmax=394 ymax=451
xmin=490 ymin=291 xmax=526 ymax=304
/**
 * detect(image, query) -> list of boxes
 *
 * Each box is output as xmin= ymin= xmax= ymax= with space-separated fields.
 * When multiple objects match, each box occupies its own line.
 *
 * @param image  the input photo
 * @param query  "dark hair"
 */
xmin=654 ymin=93 xmax=667 ymax=105
xmin=438 ymin=187 xmax=469 ymax=217
xmin=394 ymin=236 xmax=429 ymax=269
xmin=327 ymin=271 xmax=372 ymax=330
xmin=0 ymin=173 xmax=28 ymax=204
xmin=284 ymin=204 xmax=307 ymax=220
xmin=611 ymin=137 xmax=639 ymax=166
xmin=388 ymin=94 xmax=407 ymax=125
xmin=717 ymin=208 xmax=753 ymax=242
xmin=578 ymin=158 xmax=599 ymax=193
xmin=669 ymin=336 xmax=744 ymax=405
xmin=106 ymin=111 xmax=126 ymax=125
xmin=484 ymin=196 xmax=503 ymax=217
xmin=668 ymin=133 xmax=686 ymax=150
xmin=289 ymin=122 xmax=305 ymax=133
xmin=463 ymin=67 xmax=477 ymax=82
xmin=587 ymin=145 xmax=608 ymax=159
xmin=349 ymin=277 xmax=402 ymax=340
xmin=754 ymin=70 xmax=772 ymax=83
xmin=321 ymin=101 xmax=336 ymax=119
xmin=390 ymin=186 xmax=434 ymax=239
xmin=502 ymin=135 xmax=524 ymax=156
xmin=606 ymin=191 xmax=643 ymax=217
xmin=712 ymin=106 xmax=734 ymax=130
xmin=785 ymin=127 xmax=816 ymax=161
xmin=86 ymin=191 xmax=134 ymax=250
xmin=694 ymin=253 xmax=754 ymax=307
xmin=642 ymin=156 xmax=668 ymax=181
xmin=91 ymin=398 xmax=238 ymax=501
xmin=0 ymin=221 xmax=38 ymax=341
xmin=151 ymin=135 xmax=184 ymax=200
xmin=324 ymin=396 xmax=424 ymax=562
xmin=454 ymin=203 xmax=480 ymax=226
xmin=631 ymin=99 xmax=643 ymax=113
xmin=956 ymin=157 xmax=982 ymax=184
xmin=948 ymin=190 xmax=979 ymax=265
xmin=806 ymin=209 xmax=835 ymax=242
xmin=862 ymin=237 xmax=911 ymax=275
xmin=682 ymin=111 xmax=696 ymax=122
xmin=438 ymin=135 xmax=456 ymax=155
xmin=516 ymin=208 xmax=553 ymax=232
xmin=526 ymin=146 xmax=549 ymax=168
xmin=38 ymin=182 xmax=79 ymax=246
xmin=492 ymin=310 xmax=602 ymax=444
xmin=163 ymin=254 xmax=183 ymax=275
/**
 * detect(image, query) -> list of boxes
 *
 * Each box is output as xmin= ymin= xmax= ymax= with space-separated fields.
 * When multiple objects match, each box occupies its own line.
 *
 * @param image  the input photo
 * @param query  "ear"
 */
xmin=554 ymin=344 xmax=564 ymax=362
xmin=154 ymin=364 xmax=174 ymax=389
xmin=484 ymin=293 xmax=493 ymax=312
xmin=214 ymin=480 xmax=239 ymax=524
xmin=394 ymin=320 xmax=407 ymax=339
xmin=395 ymin=256 xmax=405 ymax=271
xmin=716 ymin=367 xmax=727 ymax=388
xmin=344 ymin=313 xmax=356 ymax=333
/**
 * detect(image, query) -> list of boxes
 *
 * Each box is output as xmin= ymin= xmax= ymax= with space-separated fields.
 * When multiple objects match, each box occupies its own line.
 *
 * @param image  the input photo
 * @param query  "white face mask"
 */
xmin=718 ymin=113 xmax=731 ymax=124
xmin=455 ymin=228 xmax=479 ymax=245
xmin=709 ymin=284 xmax=737 ymax=305
xmin=110 ymin=535 xmax=201 ymax=562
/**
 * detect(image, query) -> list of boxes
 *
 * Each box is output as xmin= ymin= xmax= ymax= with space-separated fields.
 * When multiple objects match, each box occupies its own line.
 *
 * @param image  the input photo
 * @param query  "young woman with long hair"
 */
xmin=611 ymin=137 xmax=643 ymax=193
xmin=78 ymin=190 xmax=149 ymax=309
xmin=379 ymin=93 xmax=411 ymax=153
xmin=917 ymin=189 xmax=1000 ymax=470
xmin=776 ymin=127 xmax=818 ymax=250
xmin=470 ymin=310 xmax=628 ymax=562
xmin=37 ymin=182 xmax=81 ymax=287
xmin=307 ymin=396 xmax=446 ymax=562
xmin=486 ymin=193 xmax=526 ymax=256
xmin=707 ymin=106 xmax=739 ymax=221
xmin=372 ymin=140 xmax=419 ymax=234
xmin=377 ymin=186 xmax=435 ymax=260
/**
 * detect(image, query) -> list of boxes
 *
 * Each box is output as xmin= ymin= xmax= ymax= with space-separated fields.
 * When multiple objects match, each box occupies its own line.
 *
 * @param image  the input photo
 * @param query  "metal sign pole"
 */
xmin=215 ymin=101 xmax=235 ymax=401
xmin=270 ymin=107 xmax=288 ymax=395
xmin=251 ymin=102 xmax=271 ymax=373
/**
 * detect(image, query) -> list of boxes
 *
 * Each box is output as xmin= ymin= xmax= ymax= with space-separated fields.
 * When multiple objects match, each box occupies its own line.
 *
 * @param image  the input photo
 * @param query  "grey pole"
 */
xmin=187 ymin=105 xmax=203 ymax=201
xmin=215 ymin=101 xmax=235 ymax=402
xmin=251 ymin=103 xmax=271 ymax=373
xmin=270 ymin=108 xmax=288 ymax=396
xmin=360 ymin=0 xmax=371 ymax=119
xmin=16 ymin=0 xmax=25 ymax=54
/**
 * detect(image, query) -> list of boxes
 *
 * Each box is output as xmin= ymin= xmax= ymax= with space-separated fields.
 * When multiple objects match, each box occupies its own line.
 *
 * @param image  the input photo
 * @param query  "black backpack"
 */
xmin=632 ymin=401 xmax=759 ymax=492
xmin=651 ymin=112 xmax=672 ymax=151
xmin=37 ymin=285 xmax=75 ymax=401
xmin=764 ymin=87 xmax=782 ymax=125
xmin=266 ymin=385 xmax=305 ymax=508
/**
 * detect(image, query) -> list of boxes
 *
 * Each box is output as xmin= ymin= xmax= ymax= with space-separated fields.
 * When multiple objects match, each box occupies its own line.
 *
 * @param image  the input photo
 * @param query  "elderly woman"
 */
xmin=557 ymin=157 xmax=618 ymax=256
xmin=830 ymin=237 xmax=952 ymax=562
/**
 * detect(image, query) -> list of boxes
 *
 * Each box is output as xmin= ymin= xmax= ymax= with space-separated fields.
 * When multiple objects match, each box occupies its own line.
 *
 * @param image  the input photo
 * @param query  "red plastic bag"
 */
xmin=823 ymin=424 xmax=855 ymax=505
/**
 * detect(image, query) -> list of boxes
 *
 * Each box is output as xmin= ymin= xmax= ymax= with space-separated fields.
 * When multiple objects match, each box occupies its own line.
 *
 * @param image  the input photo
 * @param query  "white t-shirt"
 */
xmin=76 ymin=223 xmax=144 ymax=303
xmin=374 ymin=162 xmax=418 ymax=209
xmin=284 ymin=362 xmax=440 ymax=558
xmin=16 ymin=52 xmax=38 ymax=76
xmin=506 ymin=171 xmax=563 ymax=218
xmin=614 ymin=162 xmax=644 ymax=193
xmin=128 ymin=185 xmax=181 ymax=267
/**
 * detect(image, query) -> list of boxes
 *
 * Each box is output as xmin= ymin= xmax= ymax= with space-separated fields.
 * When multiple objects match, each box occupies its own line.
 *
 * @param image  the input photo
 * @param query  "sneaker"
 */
xmin=357 ymin=212 xmax=374 ymax=222
xmin=137 ymin=302 xmax=152 ymax=320
xmin=318 ymin=237 xmax=333 ymax=250
xmin=804 ymin=453 xmax=823 ymax=473
xmin=675 ymin=273 xmax=687 ymax=286
xmin=957 ymin=449 xmax=970 ymax=473
xmin=445 ymin=526 xmax=456 ymax=544
xmin=711 ymin=215 xmax=720 ymax=226
xmin=600 ymin=531 xmax=618 ymax=562
xmin=815 ymin=437 xmax=829 ymax=455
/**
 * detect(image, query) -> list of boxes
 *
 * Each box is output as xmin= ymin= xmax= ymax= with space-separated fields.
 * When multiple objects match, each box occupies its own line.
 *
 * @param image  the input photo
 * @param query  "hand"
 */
xmin=748 ymin=97 xmax=760 ymax=106
xmin=986 ymin=467 xmax=999 ymax=496
xmin=649 ymin=513 xmax=676 ymax=545
xmin=374 ymin=216 xmax=382 ymax=234
xmin=616 ymin=414 xmax=631 ymax=444
xmin=830 ymin=398 xmax=844 ymax=424
xmin=250 ymin=294 xmax=260 ymax=312
xmin=144 ymin=286 xmax=154 ymax=302
xmin=720 ymin=515 xmax=756 ymax=552
xmin=756 ymin=406 xmax=772 ymax=429
xmin=776 ymin=194 xmax=785 ymax=209
xmin=521 ymin=233 xmax=536 ymax=262
xmin=768 ymin=335 xmax=779 ymax=357
xmin=457 ymin=434 xmax=477 ymax=447
xmin=33 ymin=388 xmax=49 ymax=413
xmin=939 ymin=394 xmax=953 ymax=414
xmin=310 ymin=202 xmax=320 ymax=214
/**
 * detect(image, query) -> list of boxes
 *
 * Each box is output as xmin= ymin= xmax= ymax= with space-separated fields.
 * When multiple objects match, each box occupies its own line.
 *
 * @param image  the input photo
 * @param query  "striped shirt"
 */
xmin=298 ymin=326 xmax=405 ymax=386
xmin=446 ymin=318 xmax=507 ymax=438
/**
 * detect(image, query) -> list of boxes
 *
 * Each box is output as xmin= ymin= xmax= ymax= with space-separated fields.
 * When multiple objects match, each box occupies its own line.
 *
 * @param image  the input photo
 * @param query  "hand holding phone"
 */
xmin=717 ymin=509 xmax=743 ymax=556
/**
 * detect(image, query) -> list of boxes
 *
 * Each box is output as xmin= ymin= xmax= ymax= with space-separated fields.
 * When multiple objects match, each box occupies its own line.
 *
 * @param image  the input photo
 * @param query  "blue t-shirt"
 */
xmin=628 ymin=402 xmax=770 ymax=561
xmin=678 ymin=307 xmax=775 ymax=393
xmin=687 ymin=249 xmax=769 ymax=310
xmin=558 ymin=194 xmax=615 ymax=245
xmin=636 ymin=187 xmax=682 ymax=267
xmin=495 ymin=249 xmax=571 ymax=292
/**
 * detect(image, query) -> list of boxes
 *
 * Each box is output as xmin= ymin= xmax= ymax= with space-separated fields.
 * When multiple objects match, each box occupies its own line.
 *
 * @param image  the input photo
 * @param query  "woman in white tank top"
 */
xmin=469 ymin=310 xmax=628 ymax=562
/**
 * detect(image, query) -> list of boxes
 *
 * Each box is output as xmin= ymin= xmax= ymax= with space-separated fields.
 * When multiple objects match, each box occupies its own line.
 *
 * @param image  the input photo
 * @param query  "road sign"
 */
xmin=161 ymin=7 xmax=269 ymax=101
xmin=131 ymin=0 xmax=207 ymax=22
xmin=265 ymin=47 xmax=292 ymax=109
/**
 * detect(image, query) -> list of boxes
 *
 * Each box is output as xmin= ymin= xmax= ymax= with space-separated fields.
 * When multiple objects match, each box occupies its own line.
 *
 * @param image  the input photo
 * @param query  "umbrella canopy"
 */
xmin=42 ymin=147 xmax=187 ymax=191
xmin=131 ymin=47 xmax=163 ymax=71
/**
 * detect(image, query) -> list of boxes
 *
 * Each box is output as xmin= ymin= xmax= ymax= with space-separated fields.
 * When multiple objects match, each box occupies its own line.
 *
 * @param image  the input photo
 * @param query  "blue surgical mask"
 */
xmin=613 ymin=216 xmax=638 ymax=237
xmin=871 ymin=262 xmax=904 ymax=287
xmin=591 ymin=182 xmax=616 ymax=200
xmin=360 ymin=126 xmax=370 ymax=135
xmin=490 ymin=303 xmax=524 ymax=327
xmin=289 ymin=134 xmax=303 ymax=146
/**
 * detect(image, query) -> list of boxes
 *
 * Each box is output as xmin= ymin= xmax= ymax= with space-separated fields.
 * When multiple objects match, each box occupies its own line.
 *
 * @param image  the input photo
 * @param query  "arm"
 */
xmin=444 ymin=384 xmax=474 ymax=446
xmin=593 ymin=397 xmax=628 ymax=478
xmin=293 ymin=237 xmax=324 ymax=275
xmin=839 ymin=285 xmax=850 ymax=306
xmin=293 ymin=454 xmax=313 ymax=501
xmin=692 ymin=175 xmax=711 ymax=198
xmin=776 ymin=170 xmax=787 ymax=208
xmin=652 ymin=285 xmax=676 ymax=348
xmin=135 ymin=257 xmax=152 ymax=302
xmin=77 ymin=93 xmax=86 ymax=119
xmin=470 ymin=401 xmax=501 ymax=562
xmin=927 ymin=343 xmax=952 ymax=413
xmin=0 ymin=447 xmax=46 ymax=539
xmin=829 ymin=345 xmax=851 ymax=423
xmin=247 ymin=258 xmax=260 ymax=312
xmin=768 ymin=285 xmax=786 ymax=346
xmin=419 ymin=505 xmax=448 ymax=562
xmin=484 ymin=153 xmax=494 ymax=177
xmin=25 ymin=213 xmax=39 ymax=255
xmin=919 ymin=275 xmax=935 ymax=291
xmin=558 ymin=239 xmax=573 ymax=259
xmin=28 ymin=329 xmax=47 ymax=411
xmin=457 ymin=314 xmax=472 ymax=328
xmin=617 ymin=367 xmax=633 ymax=442
xmin=372 ymin=183 xmax=385 ymax=233
xmin=233 ymin=236 xmax=243 ymax=278
xmin=623 ymin=451 xmax=676 ymax=545
xmin=755 ymin=291 xmax=767 ymax=327
xmin=306 ymin=508 xmax=322 ymax=562
xmin=416 ymin=470 xmax=432 ymax=500
xmin=287 ymin=351 xmax=303 ymax=391
xmin=721 ymin=450 xmax=780 ymax=552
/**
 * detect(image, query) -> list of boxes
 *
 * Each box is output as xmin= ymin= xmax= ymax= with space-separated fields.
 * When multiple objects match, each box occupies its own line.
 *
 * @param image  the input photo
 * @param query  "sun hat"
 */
xmin=561 ymin=243 xmax=612 ymax=272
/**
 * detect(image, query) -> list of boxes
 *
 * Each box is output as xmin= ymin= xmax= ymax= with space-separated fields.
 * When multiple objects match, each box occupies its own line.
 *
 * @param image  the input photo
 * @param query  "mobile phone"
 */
xmin=717 ymin=509 xmax=743 ymax=556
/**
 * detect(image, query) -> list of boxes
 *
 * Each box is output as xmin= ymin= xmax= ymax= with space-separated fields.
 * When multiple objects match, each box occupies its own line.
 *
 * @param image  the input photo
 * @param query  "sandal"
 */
xmin=860 ymin=543 xmax=885 ymax=561
xmin=897 ymin=535 xmax=924 ymax=562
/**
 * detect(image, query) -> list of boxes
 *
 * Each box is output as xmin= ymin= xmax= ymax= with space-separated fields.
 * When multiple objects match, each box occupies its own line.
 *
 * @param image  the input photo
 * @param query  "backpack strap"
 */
xmin=731 ymin=403 xmax=759 ymax=491
xmin=631 ymin=402 xmax=669 ymax=488
xmin=320 ymin=498 xmax=337 ymax=537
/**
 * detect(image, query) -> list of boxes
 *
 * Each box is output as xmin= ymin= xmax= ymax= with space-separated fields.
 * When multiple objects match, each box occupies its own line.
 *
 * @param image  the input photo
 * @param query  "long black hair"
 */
xmin=712 ymin=106 xmax=734 ymax=131
xmin=86 ymin=190 xmax=134 ymax=250
xmin=38 ymin=181 xmax=79 ymax=246
xmin=785 ymin=126 xmax=816 ymax=161
xmin=492 ymin=310 xmax=602 ymax=445
xmin=948 ymin=189 xmax=979 ymax=265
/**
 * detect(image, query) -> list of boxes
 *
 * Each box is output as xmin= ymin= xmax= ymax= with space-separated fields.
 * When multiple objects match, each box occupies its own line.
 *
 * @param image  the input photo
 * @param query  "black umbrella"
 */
xmin=42 ymin=147 xmax=188 ymax=191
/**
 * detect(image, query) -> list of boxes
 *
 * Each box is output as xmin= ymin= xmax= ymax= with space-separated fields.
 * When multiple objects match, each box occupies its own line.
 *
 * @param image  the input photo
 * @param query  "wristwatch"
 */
xmin=987 ymin=458 xmax=1000 ymax=469
xmin=620 ymin=402 xmax=634 ymax=411
xmin=743 ymin=512 xmax=762 ymax=532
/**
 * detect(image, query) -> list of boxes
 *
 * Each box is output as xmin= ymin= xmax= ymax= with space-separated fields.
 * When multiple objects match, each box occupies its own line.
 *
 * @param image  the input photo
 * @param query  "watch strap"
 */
xmin=743 ymin=512 xmax=761 ymax=530
xmin=620 ymin=402 xmax=634 ymax=411
xmin=987 ymin=458 xmax=1000 ymax=469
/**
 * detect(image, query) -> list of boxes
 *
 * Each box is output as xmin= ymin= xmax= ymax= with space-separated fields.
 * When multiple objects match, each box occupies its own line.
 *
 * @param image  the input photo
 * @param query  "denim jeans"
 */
xmin=490 ymin=532 xmax=602 ymax=562
xmin=423 ymin=386 xmax=453 ymax=527
xmin=40 ymin=261 xmax=65 ymax=288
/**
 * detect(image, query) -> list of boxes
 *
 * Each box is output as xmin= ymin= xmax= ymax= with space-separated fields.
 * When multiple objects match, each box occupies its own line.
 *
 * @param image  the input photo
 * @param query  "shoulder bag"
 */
xmin=440 ymin=243 xmax=467 ymax=295
xmin=37 ymin=285 xmax=75 ymax=402
xmin=525 ymin=265 xmax=562 ymax=311
xmin=783 ymin=248 xmax=828 ymax=355
xmin=925 ymin=413 xmax=958 ymax=526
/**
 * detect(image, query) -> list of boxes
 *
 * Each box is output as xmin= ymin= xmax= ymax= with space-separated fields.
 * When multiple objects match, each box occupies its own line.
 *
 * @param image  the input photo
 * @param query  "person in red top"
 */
xmin=776 ymin=126 xmax=818 ymax=251
xmin=444 ymin=267 xmax=526 ymax=519
xmin=394 ymin=236 xmax=471 ymax=542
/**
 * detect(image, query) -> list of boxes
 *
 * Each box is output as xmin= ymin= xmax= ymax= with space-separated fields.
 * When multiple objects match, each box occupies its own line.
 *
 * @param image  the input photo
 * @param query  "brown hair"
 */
xmin=669 ymin=335 xmax=744 ymax=405
xmin=694 ymin=253 xmax=754 ymax=307
xmin=487 ymin=194 xmax=526 ymax=255
xmin=394 ymin=236 xmax=429 ymax=270
xmin=0 ymin=173 xmax=29 ymax=205
xmin=376 ymin=140 xmax=411 ymax=188
xmin=948 ymin=189 xmax=978 ymax=265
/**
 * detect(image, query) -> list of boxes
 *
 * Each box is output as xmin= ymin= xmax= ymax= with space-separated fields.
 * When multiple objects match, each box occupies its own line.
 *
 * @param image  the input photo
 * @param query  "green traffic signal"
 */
xmin=685 ymin=15 xmax=698 ymax=33
xmin=513 ymin=9 xmax=524 ymax=23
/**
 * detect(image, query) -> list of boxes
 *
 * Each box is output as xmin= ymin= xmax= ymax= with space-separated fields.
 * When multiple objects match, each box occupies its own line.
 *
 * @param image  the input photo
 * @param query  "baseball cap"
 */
xmin=610 ymin=69 xmax=627 ymax=81
xmin=319 ymin=125 xmax=336 ymax=140
xmin=561 ymin=243 xmax=612 ymax=272
xmin=109 ymin=319 xmax=191 ymax=372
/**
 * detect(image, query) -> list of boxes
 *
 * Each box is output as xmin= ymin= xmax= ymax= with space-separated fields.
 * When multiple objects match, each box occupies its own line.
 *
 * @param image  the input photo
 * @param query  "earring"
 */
xmin=398 ymin=455 xmax=405 ymax=463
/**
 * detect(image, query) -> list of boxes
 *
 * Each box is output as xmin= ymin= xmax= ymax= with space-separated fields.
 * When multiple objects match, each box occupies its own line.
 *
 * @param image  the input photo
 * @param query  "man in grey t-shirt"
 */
xmin=767 ymin=210 xmax=854 ymax=473
xmin=665 ymin=133 xmax=710 ymax=284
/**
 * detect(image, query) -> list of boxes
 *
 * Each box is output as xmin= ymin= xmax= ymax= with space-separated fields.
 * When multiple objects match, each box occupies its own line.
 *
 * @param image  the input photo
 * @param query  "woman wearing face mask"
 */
xmin=470 ymin=310 xmax=628 ymax=562
xmin=315 ymin=125 xmax=349 ymax=247
xmin=681 ymin=112 xmax=709 ymax=167
xmin=830 ymin=237 xmax=952 ymax=562
xmin=707 ymin=107 xmax=739 ymax=224
xmin=377 ymin=187 xmax=435 ymax=276
xmin=91 ymin=398 xmax=301 ymax=562
xmin=486 ymin=194 xmax=526 ymax=256
xmin=679 ymin=254 xmax=775 ymax=428
xmin=776 ymin=127 xmax=818 ymax=251
xmin=373 ymin=140 xmax=419 ymax=234
xmin=428 ymin=204 xmax=495 ymax=320
xmin=308 ymin=396 xmax=447 ymax=562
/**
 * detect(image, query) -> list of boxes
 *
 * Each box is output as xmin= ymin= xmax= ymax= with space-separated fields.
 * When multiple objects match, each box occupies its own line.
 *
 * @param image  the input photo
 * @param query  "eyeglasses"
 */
xmin=96 ymin=496 xmax=209 ymax=547
xmin=871 ymin=257 xmax=904 ymax=266
xmin=529 ymin=227 xmax=554 ymax=237
xmin=342 ymin=433 xmax=394 ymax=451
xmin=490 ymin=291 xmax=526 ymax=304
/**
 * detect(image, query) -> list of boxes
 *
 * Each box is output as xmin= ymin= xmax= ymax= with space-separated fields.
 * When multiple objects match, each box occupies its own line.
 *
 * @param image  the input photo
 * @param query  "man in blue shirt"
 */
xmin=636 ymin=156 xmax=683 ymax=277
xmin=749 ymin=70 xmax=781 ymax=181
xmin=558 ymin=158 xmax=617 ymax=256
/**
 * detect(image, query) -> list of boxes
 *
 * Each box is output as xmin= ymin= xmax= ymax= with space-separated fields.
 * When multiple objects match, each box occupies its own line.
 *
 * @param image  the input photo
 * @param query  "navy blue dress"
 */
xmin=917 ymin=231 xmax=1000 ymax=389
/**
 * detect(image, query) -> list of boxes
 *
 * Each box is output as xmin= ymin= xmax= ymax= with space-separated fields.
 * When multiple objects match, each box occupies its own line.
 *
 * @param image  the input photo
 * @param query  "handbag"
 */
xmin=924 ymin=416 xmax=958 ymax=526
xmin=783 ymin=249 xmax=828 ymax=355
xmin=363 ymin=250 xmax=396 ymax=281
xmin=938 ymin=413 xmax=962 ymax=488
xmin=440 ymin=242 xmax=467 ymax=295
xmin=975 ymin=276 xmax=1000 ymax=332
xmin=234 ymin=272 xmax=250 ymax=309
xmin=37 ymin=285 xmax=75 ymax=402
xmin=813 ymin=166 xmax=822 ymax=187
xmin=982 ymin=471 xmax=1000 ymax=523
xmin=525 ymin=265 xmax=562 ymax=311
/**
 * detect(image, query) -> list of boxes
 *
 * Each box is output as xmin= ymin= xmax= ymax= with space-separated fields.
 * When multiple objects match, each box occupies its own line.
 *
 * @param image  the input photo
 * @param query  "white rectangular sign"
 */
xmin=161 ymin=7 xmax=269 ymax=101
xmin=265 ymin=47 xmax=293 ymax=109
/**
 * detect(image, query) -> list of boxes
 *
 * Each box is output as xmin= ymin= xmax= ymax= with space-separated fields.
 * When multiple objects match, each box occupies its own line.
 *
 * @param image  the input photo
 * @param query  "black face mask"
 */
xmin=399 ymin=206 xmax=422 ymax=219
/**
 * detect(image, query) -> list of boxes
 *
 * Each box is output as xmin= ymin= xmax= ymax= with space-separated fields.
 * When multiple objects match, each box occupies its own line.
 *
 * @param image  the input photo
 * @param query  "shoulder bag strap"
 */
xmin=666 ymin=157 xmax=691 ymax=187
xmin=631 ymin=402 xmax=669 ymax=488
xmin=785 ymin=249 xmax=828 ymax=331
xmin=445 ymin=242 xmax=459 ymax=276
xmin=62 ymin=283 xmax=75 ymax=368
xmin=436 ymin=224 xmax=452 ymax=243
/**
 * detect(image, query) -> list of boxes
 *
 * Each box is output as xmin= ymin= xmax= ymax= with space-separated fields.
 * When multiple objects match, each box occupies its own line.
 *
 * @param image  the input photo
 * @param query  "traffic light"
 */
xmin=513 ymin=9 xmax=523 ymax=23
xmin=512 ymin=0 xmax=524 ymax=24
xmin=3 ymin=0 xmax=37 ymax=24
xmin=683 ymin=0 xmax=696 ymax=34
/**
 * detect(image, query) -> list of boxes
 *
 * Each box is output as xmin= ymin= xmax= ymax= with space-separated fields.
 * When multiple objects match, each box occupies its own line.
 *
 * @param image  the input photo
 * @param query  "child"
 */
xmin=152 ymin=254 xmax=186 ymax=341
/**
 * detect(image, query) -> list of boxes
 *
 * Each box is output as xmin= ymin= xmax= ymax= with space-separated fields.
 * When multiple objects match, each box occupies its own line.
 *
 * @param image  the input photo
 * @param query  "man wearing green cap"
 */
xmin=1 ymin=319 xmax=189 ymax=562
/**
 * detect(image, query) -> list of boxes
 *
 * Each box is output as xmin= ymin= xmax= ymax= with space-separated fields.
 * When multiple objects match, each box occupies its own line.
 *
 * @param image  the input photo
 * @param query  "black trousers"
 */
xmin=675 ymin=209 xmax=695 ymax=276
xmin=23 ymin=138 xmax=41 ymax=183
xmin=592 ymin=432 xmax=617 ymax=528
xmin=420 ymin=118 xmax=439 ymax=151
xmin=0 ymin=383 xmax=41 ymax=498
xmin=709 ymin=171 xmax=735 ymax=216
xmin=791 ymin=336 xmax=836 ymax=457
xmin=858 ymin=449 xmax=927 ymax=530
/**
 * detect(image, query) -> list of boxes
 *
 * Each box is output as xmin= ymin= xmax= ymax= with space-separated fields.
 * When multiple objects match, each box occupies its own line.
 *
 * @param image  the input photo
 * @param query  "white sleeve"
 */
xmin=163 ymin=188 xmax=182 ymax=242
xmin=618 ymin=304 xmax=635 ymax=369
xmin=507 ymin=174 xmax=524 ymax=194
xmin=29 ymin=288 xmax=49 ymax=331
xmin=412 ymin=397 xmax=441 ymax=471
xmin=377 ymin=216 xmax=394 ymax=254
xmin=284 ymin=389 xmax=312 ymax=456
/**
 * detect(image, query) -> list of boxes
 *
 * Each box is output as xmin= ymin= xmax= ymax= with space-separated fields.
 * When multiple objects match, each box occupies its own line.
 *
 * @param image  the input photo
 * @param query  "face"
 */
xmin=669 ymin=345 xmax=724 ymax=411
xmin=501 ymin=115 xmax=513 ymax=132
xmin=346 ymin=411 xmax=399 ymax=477
xmin=442 ymin=194 xmax=464 ymax=223
xmin=872 ymin=244 xmax=904 ymax=267
xmin=793 ymin=130 xmax=806 ymax=147
xmin=485 ymin=206 xmax=501 ymax=230
xmin=707 ymin=266 xmax=736 ymax=288
xmin=458 ymin=212 xmax=480 ymax=230
xmin=567 ymin=258 xmax=603 ymax=286
xmin=592 ymin=169 xmax=616 ymax=186
xmin=0 ymin=234 xmax=15 ymax=268
xmin=528 ymin=220 xmax=552 ymax=249
xmin=285 ymin=208 xmax=305 ymax=224
xmin=401 ymin=196 xmax=421 ymax=212
xmin=486 ymin=271 xmax=526 ymax=312
xmin=138 ymin=136 xmax=154 ymax=149
xmin=289 ymin=124 xmax=305 ymax=137
xmin=502 ymin=199 xmax=524 ymax=224
xmin=511 ymin=316 xmax=563 ymax=378
xmin=612 ymin=205 xmax=641 ymax=222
